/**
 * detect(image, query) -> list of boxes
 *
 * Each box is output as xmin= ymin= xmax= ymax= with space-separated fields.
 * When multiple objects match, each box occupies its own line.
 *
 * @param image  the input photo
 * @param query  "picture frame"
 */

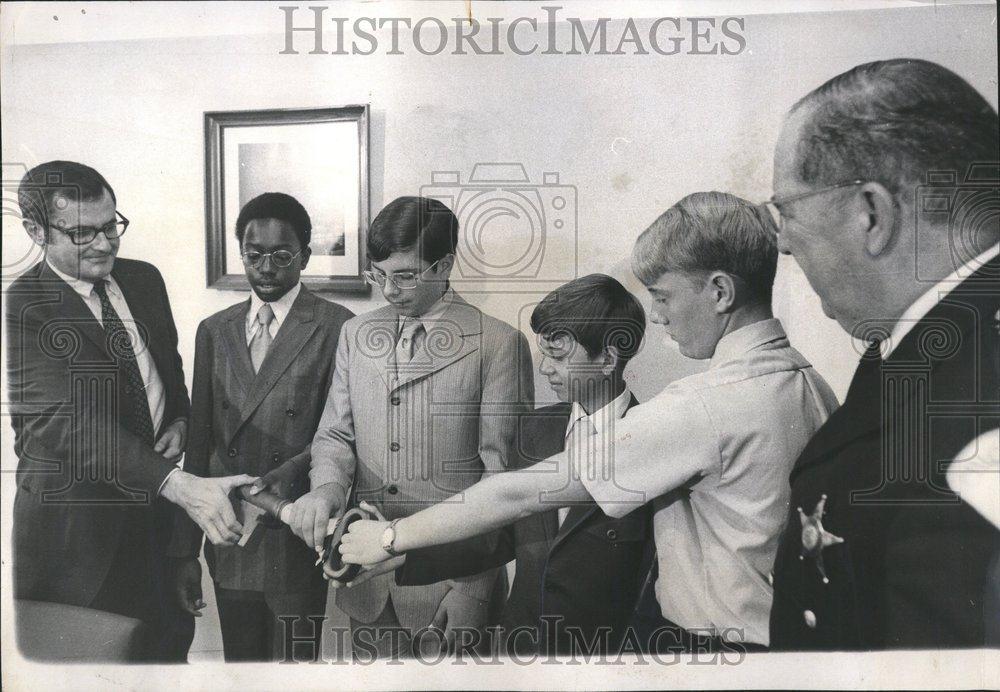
xmin=204 ymin=105 xmax=371 ymax=293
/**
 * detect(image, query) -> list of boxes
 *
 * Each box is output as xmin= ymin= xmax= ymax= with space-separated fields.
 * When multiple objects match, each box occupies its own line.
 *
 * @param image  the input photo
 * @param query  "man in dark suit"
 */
xmin=767 ymin=59 xmax=999 ymax=649
xmin=386 ymin=274 xmax=652 ymax=655
xmin=168 ymin=192 xmax=353 ymax=661
xmin=6 ymin=160 xmax=257 ymax=661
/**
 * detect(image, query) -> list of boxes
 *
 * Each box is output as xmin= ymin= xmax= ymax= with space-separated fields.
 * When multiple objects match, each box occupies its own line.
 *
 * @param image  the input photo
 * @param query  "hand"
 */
xmin=161 ymin=471 xmax=258 ymax=546
xmin=247 ymin=457 xmax=307 ymax=501
xmin=339 ymin=500 xmax=392 ymax=567
xmin=332 ymin=555 xmax=407 ymax=589
xmin=286 ymin=482 xmax=344 ymax=551
xmin=429 ymin=588 xmax=490 ymax=651
xmin=154 ymin=419 xmax=187 ymax=463
xmin=171 ymin=557 xmax=206 ymax=617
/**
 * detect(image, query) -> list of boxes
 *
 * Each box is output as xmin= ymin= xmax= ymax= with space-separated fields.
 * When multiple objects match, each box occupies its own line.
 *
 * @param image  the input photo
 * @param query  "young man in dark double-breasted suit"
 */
xmin=169 ymin=193 xmax=353 ymax=661
xmin=392 ymin=274 xmax=654 ymax=655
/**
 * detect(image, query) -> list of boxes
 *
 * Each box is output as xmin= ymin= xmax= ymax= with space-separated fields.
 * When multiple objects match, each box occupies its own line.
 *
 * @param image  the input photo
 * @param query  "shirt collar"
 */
xmin=708 ymin=318 xmax=788 ymax=370
xmin=247 ymin=282 xmax=302 ymax=334
xmin=46 ymin=258 xmax=117 ymax=299
xmin=880 ymin=243 xmax=1000 ymax=359
xmin=399 ymin=287 xmax=454 ymax=332
xmin=566 ymin=385 xmax=632 ymax=439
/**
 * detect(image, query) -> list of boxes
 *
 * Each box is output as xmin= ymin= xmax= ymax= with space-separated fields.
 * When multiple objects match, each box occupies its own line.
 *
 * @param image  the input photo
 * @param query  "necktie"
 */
xmin=93 ymin=280 xmax=155 ymax=445
xmin=250 ymin=303 xmax=275 ymax=373
xmin=396 ymin=317 xmax=424 ymax=366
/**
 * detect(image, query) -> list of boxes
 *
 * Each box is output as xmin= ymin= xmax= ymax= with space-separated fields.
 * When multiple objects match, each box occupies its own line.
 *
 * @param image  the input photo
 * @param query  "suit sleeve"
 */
xmin=5 ymin=288 xmax=178 ymax=498
xmin=397 ymin=523 xmax=516 ymax=586
xmin=445 ymin=326 xmax=535 ymax=600
xmin=166 ymin=319 xmax=214 ymax=558
xmin=309 ymin=325 xmax=357 ymax=495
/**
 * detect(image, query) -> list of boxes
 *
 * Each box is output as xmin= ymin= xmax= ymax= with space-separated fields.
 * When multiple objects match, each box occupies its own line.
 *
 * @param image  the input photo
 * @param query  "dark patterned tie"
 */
xmin=93 ymin=279 xmax=155 ymax=445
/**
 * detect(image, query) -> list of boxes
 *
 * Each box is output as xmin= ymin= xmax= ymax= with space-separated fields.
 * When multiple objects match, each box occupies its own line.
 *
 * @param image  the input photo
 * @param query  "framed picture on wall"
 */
xmin=204 ymin=105 xmax=370 ymax=293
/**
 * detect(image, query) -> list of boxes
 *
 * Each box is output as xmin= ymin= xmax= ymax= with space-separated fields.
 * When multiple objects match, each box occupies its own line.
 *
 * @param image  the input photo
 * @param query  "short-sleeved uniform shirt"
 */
xmin=574 ymin=319 xmax=838 ymax=646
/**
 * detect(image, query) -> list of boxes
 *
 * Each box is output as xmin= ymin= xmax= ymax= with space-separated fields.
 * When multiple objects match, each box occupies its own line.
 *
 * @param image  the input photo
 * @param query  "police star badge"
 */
xmin=798 ymin=494 xmax=844 ymax=584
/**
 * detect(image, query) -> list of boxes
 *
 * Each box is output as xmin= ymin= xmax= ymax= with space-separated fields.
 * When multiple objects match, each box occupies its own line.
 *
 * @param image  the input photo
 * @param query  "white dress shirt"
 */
xmin=570 ymin=318 xmax=839 ymax=646
xmin=560 ymin=386 xmax=632 ymax=525
xmin=245 ymin=282 xmax=301 ymax=344
xmin=47 ymin=259 xmax=167 ymax=435
xmin=879 ymin=243 xmax=1000 ymax=529
xmin=396 ymin=287 xmax=454 ymax=335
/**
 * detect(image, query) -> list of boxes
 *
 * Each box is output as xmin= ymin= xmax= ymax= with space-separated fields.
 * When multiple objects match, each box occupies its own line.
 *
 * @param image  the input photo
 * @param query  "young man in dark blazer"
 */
xmin=7 ymin=161 xmax=256 ymax=661
xmin=168 ymin=193 xmax=353 ymax=661
xmin=387 ymin=274 xmax=652 ymax=655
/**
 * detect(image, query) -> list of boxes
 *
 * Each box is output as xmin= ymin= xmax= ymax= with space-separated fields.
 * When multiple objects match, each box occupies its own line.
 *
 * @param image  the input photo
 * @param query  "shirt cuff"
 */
xmin=158 ymin=467 xmax=181 ymax=497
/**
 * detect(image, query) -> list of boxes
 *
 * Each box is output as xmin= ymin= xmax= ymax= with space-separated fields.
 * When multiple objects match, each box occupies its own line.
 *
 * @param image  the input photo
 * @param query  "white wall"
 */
xmin=2 ymin=0 xmax=997 ymax=660
xmin=3 ymin=4 xmax=996 ymax=403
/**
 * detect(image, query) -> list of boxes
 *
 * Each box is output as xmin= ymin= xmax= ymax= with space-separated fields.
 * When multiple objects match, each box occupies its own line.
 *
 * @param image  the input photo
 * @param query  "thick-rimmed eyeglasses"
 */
xmin=241 ymin=249 xmax=303 ymax=269
xmin=49 ymin=210 xmax=130 ymax=246
xmin=761 ymin=179 xmax=865 ymax=232
xmin=364 ymin=258 xmax=442 ymax=290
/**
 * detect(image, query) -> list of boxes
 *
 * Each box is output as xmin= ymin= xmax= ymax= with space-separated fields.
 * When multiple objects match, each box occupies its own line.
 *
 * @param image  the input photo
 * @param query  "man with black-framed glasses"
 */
xmin=166 ymin=192 xmax=353 ymax=661
xmin=7 ymin=160 xmax=256 ymax=661
xmin=287 ymin=195 xmax=534 ymax=658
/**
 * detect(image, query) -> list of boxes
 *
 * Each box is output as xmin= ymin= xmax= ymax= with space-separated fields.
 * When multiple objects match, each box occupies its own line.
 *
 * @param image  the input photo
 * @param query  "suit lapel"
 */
xmin=36 ymin=261 xmax=109 ymax=357
xmin=789 ymin=259 xmax=998 ymax=479
xmin=234 ymin=288 xmax=320 ymax=434
xmin=111 ymin=263 xmax=172 ymax=382
xmin=548 ymin=393 xmax=641 ymax=552
xmin=392 ymin=294 xmax=483 ymax=392
xmin=222 ymin=300 xmax=256 ymax=400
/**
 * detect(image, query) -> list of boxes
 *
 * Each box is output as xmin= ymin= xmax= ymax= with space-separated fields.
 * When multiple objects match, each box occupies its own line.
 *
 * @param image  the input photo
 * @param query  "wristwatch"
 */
xmin=381 ymin=518 xmax=402 ymax=556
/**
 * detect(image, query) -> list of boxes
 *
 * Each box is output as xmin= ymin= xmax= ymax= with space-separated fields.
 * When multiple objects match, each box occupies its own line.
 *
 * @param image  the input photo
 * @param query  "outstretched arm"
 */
xmin=339 ymin=451 xmax=590 ymax=565
xmin=340 ymin=387 xmax=719 ymax=566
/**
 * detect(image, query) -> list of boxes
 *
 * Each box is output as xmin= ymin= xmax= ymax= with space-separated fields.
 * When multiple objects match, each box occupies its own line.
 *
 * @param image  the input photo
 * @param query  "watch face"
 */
xmin=381 ymin=526 xmax=395 ymax=553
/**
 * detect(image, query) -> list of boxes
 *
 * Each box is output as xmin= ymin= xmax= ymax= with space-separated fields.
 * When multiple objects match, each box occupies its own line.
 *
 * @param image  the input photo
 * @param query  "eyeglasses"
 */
xmin=761 ymin=179 xmax=865 ymax=232
xmin=364 ymin=258 xmax=443 ymax=290
xmin=241 ymin=249 xmax=303 ymax=269
xmin=49 ymin=210 xmax=130 ymax=246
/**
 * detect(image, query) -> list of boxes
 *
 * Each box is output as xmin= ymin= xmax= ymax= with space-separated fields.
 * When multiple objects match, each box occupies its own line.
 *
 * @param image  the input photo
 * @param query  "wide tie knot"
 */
xmin=399 ymin=317 xmax=422 ymax=341
xmin=257 ymin=303 xmax=275 ymax=327
xmin=93 ymin=278 xmax=111 ymax=301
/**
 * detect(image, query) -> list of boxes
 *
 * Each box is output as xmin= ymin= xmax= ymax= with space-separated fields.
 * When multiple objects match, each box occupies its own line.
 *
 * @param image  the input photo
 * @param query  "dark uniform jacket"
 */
xmin=770 ymin=257 xmax=1000 ymax=649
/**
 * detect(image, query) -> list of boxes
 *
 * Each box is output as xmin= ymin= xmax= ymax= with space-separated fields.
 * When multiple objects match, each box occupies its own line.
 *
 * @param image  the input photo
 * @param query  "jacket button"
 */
xmin=228 ymin=448 xmax=237 ymax=458
xmin=803 ymin=610 xmax=817 ymax=629
xmin=390 ymin=397 xmax=400 ymax=406
xmin=387 ymin=484 xmax=399 ymax=495
xmin=124 ymin=385 xmax=133 ymax=395
xmin=606 ymin=529 xmax=618 ymax=540
xmin=286 ymin=408 xmax=295 ymax=417
xmin=272 ymin=452 xmax=280 ymax=463
xmin=389 ymin=442 xmax=400 ymax=452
